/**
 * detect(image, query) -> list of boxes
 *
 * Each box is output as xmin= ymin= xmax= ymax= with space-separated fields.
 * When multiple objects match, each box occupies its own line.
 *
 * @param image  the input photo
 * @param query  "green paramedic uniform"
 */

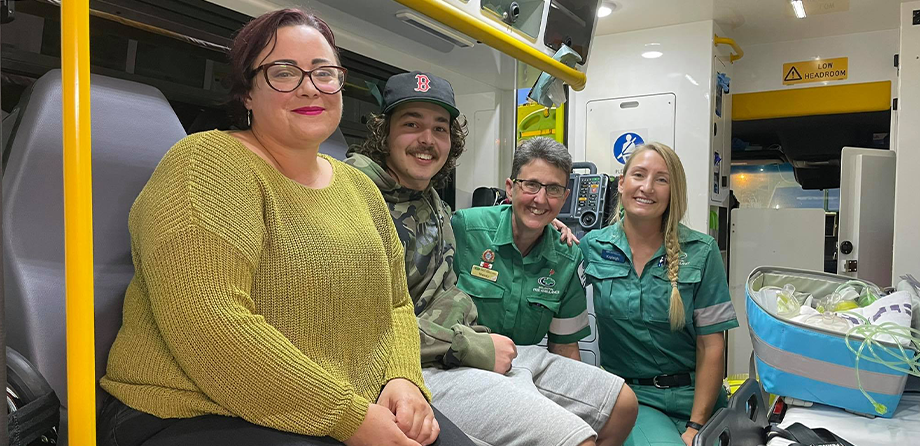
xmin=581 ymin=222 xmax=739 ymax=446
xmin=451 ymin=205 xmax=591 ymax=346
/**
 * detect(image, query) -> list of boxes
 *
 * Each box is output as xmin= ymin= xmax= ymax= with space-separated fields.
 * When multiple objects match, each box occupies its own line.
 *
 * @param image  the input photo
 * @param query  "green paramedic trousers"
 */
xmin=624 ymin=384 xmax=728 ymax=446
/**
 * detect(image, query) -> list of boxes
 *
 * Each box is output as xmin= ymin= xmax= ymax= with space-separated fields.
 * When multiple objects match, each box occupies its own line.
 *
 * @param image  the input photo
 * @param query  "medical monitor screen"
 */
xmin=561 ymin=176 xmax=576 ymax=216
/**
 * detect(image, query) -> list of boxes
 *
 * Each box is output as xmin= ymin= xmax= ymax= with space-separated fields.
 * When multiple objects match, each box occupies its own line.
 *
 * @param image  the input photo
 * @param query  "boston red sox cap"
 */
xmin=382 ymin=71 xmax=460 ymax=120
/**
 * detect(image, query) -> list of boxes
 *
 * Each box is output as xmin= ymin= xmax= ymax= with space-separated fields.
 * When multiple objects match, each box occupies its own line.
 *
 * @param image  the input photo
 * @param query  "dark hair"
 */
xmin=226 ymin=8 xmax=339 ymax=128
xmin=350 ymin=112 xmax=468 ymax=189
xmin=511 ymin=137 xmax=573 ymax=179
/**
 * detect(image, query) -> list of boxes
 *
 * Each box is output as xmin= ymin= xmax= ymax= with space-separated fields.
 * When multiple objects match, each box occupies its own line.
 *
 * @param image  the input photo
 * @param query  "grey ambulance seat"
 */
xmin=321 ymin=126 xmax=349 ymax=160
xmin=3 ymin=108 xmax=21 ymax=169
xmin=3 ymin=70 xmax=187 ymax=444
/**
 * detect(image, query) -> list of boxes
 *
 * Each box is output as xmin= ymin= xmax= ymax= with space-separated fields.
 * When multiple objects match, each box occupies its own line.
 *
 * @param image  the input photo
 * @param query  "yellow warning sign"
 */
xmin=783 ymin=58 xmax=848 ymax=85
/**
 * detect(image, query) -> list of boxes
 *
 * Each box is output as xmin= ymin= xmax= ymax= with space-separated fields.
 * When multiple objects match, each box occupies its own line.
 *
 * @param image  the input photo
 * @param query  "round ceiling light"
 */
xmin=598 ymin=2 xmax=618 ymax=18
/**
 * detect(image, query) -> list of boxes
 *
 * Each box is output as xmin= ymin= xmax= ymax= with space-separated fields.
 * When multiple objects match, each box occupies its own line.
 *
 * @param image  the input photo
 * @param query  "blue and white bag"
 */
xmin=746 ymin=266 xmax=915 ymax=417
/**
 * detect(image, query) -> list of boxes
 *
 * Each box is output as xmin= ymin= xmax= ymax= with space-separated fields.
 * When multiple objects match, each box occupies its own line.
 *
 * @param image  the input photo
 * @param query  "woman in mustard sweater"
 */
xmin=98 ymin=9 xmax=471 ymax=446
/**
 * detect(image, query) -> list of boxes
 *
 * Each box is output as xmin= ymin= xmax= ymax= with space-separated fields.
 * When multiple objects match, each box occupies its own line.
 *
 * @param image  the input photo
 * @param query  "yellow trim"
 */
xmin=521 ymin=128 xmax=556 ymax=137
xmin=733 ymin=81 xmax=891 ymax=121
xmin=393 ymin=0 xmax=587 ymax=90
xmin=517 ymin=103 xmax=565 ymax=143
xmin=555 ymin=102 xmax=565 ymax=143
xmin=62 ymin=1 xmax=97 ymax=444
xmin=714 ymin=35 xmax=743 ymax=63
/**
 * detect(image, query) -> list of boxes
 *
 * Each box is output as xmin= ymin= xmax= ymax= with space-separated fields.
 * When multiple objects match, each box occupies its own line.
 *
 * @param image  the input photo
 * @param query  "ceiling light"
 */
xmin=791 ymin=0 xmax=806 ymax=19
xmin=642 ymin=51 xmax=663 ymax=59
xmin=598 ymin=2 xmax=617 ymax=18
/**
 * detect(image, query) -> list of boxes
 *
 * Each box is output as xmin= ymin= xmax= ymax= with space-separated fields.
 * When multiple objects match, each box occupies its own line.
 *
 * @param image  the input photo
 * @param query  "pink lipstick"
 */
xmin=293 ymin=107 xmax=324 ymax=116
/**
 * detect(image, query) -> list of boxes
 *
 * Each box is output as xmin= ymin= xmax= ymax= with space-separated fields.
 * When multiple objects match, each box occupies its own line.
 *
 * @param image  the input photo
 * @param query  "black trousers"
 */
xmin=98 ymin=395 xmax=476 ymax=446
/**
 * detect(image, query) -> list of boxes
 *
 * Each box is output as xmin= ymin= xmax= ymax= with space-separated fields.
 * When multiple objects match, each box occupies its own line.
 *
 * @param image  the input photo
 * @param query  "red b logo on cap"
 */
xmin=414 ymin=74 xmax=431 ymax=93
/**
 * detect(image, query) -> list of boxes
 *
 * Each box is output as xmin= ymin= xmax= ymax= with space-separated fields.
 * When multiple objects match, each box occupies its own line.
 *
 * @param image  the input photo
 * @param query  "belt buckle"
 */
xmin=653 ymin=375 xmax=669 ymax=389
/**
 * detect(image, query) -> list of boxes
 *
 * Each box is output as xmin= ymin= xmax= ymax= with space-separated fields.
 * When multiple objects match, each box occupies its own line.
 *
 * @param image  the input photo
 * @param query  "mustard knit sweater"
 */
xmin=100 ymin=130 xmax=428 ymax=441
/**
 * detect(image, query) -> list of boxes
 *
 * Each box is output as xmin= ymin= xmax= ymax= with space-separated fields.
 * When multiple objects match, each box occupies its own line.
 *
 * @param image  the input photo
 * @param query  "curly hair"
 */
xmin=350 ymin=112 xmax=468 ymax=189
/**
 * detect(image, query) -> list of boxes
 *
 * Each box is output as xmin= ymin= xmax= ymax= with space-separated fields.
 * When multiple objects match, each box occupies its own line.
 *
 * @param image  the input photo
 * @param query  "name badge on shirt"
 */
xmin=471 ymin=265 xmax=499 ymax=282
xmin=601 ymin=249 xmax=626 ymax=263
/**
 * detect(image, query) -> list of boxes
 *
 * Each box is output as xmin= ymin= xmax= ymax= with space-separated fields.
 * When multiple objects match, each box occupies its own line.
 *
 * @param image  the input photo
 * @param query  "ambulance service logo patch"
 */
xmin=537 ymin=276 xmax=556 ymax=288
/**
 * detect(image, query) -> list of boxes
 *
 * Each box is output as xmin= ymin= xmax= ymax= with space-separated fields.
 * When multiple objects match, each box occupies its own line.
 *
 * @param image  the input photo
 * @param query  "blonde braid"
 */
xmin=665 ymin=228 xmax=685 ymax=331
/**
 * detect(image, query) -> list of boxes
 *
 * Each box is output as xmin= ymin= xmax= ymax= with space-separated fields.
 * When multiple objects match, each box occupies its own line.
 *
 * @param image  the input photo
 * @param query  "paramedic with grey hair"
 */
xmin=449 ymin=136 xmax=639 ymax=446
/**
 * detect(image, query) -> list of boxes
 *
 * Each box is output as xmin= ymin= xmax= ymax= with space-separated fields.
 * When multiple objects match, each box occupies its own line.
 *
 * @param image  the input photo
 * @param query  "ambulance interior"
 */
xmin=2 ymin=0 xmax=920 ymax=445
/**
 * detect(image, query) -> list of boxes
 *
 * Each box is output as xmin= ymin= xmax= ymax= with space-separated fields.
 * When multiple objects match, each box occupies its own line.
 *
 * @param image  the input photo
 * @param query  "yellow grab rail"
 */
xmin=714 ymin=34 xmax=743 ymax=63
xmin=62 ymin=0 xmax=97 ymax=444
xmin=393 ymin=0 xmax=588 ymax=90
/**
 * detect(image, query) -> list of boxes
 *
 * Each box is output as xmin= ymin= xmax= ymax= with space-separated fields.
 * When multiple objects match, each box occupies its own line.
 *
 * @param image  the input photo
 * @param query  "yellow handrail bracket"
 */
xmin=62 ymin=0 xmax=97 ymax=444
xmin=714 ymin=34 xmax=744 ymax=63
xmin=393 ymin=0 xmax=588 ymax=90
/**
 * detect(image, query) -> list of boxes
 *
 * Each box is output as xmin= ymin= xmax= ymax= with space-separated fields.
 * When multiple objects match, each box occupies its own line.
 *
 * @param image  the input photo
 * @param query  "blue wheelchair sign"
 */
xmin=612 ymin=132 xmax=644 ymax=164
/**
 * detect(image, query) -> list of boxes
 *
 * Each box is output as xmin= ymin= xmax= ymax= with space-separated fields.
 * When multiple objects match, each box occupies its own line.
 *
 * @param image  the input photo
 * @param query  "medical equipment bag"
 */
xmin=746 ymin=266 xmax=915 ymax=417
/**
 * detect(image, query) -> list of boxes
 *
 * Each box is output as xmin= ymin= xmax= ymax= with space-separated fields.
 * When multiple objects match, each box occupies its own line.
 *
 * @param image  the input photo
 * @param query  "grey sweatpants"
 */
xmin=423 ymin=346 xmax=625 ymax=446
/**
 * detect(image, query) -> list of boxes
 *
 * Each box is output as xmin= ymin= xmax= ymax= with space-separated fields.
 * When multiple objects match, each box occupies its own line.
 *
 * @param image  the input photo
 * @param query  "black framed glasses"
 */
xmin=512 ymin=179 xmax=567 ymax=198
xmin=252 ymin=62 xmax=347 ymax=94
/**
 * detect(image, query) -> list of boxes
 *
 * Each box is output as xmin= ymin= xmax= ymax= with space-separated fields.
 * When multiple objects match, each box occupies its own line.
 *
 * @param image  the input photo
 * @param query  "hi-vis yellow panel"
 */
xmin=783 ymin=57 xmax=848 ymax=85
xmin=733 ymin=81 xmax=890 ymax=121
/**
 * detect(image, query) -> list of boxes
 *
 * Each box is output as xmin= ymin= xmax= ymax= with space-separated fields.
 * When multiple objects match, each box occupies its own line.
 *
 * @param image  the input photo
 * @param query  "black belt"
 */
xmin=625 ymin=373 xmax=692 ymax=389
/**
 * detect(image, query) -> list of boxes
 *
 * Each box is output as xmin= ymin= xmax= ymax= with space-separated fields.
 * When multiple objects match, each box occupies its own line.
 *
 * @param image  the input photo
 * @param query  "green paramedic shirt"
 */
xmin=451 ymin=205 xmax=590 ymax=345
xmin=581 ymin=222 xmax=738 ymax=378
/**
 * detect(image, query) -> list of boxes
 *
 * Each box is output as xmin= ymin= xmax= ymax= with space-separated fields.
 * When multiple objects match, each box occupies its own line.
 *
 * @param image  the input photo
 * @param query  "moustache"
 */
xmin=407 ymin=146 xmax=438 ymax=160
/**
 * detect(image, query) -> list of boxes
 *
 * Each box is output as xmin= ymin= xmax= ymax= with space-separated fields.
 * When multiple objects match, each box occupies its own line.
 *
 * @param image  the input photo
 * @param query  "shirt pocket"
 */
xmin=585 ymin=262 xmax=631 ymax=320
xmin=457 ymin=273 xmax=505 ymax=329
xmin=522 ymin=291 xmax=562 ymax=345
xmin=646 ymin=265 xmax=702 ymax=323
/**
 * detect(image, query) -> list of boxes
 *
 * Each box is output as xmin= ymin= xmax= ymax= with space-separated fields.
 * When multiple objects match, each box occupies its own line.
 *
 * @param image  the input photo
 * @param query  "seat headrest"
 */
xmin=472 ymin=187 xmax=507 ymax=207
xmin=321 ymin=127 xmax=349 ymax=160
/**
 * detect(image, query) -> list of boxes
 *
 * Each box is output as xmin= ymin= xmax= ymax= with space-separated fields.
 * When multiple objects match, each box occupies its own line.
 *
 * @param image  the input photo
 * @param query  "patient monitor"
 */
xmin=557 ymin=162 xmax=615 ymax=238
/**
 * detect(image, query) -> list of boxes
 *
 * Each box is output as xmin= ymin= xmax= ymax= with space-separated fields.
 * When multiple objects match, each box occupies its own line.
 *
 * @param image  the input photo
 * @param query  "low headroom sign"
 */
xmin=783 ymin=57 xmax=849 ymax=85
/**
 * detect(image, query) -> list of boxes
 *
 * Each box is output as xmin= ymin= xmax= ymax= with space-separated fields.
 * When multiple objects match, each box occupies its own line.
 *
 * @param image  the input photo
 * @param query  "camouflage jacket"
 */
xmin=345 ymin=154 xmax=494 ymax=370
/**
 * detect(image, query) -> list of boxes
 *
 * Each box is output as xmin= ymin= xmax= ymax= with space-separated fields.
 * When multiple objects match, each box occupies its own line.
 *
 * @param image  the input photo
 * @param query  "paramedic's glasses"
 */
xmin=253 ymin=63 xmax=347 ymax=94
xmin=513 ymin=179 xmax=566 ymax=198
